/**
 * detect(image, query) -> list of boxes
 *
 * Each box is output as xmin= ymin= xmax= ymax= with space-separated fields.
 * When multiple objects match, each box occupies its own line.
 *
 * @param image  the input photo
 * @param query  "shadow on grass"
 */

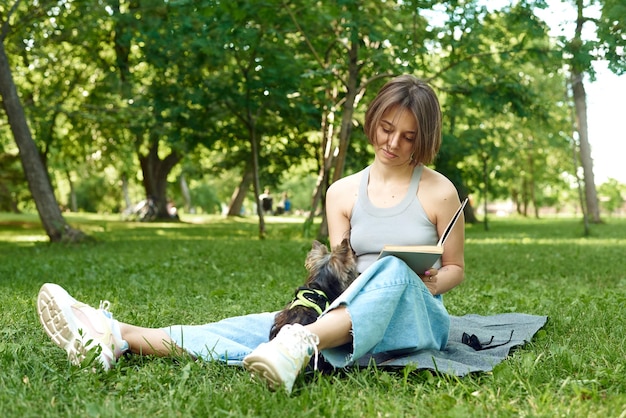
xmin=0 ymin=212 xmax=314 ymax=247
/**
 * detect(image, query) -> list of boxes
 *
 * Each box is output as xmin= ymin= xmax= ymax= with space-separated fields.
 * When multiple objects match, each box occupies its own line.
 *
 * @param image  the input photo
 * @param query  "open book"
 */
xmin=378 ymin=197 xmax=468 ymax=274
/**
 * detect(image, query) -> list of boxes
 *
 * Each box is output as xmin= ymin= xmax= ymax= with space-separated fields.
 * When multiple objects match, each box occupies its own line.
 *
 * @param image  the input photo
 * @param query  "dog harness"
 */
xmin=289 ymin=287 xmax=329 ymax=315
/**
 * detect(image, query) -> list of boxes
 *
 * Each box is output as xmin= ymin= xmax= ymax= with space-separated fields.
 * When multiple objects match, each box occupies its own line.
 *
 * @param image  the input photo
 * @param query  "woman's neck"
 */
xmin=369 ymin=160 xmax=416 ymax=185
xmin=366 ymin=162 xmax=417 ymax=207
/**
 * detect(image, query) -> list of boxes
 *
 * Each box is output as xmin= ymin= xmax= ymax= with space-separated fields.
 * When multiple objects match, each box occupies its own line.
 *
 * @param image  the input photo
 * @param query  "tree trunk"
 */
xmin=525 ymin=139 xmax=539 ymax=218
xmin=249 ymin=120 xmax=266 ymax=239
xmin=571 ymin=132 xmax=590 ymax=236
xmin=570 ymin=0 xmax=601 ymax=224
xmin=179 ymin=173 xmax=192 ymax=213
xmin=316 ymin=42 xmax=361 ymax=241
xmin=305 ymin=90 xmax=337 ymax=237
xmin=481 ymin=152 xmax=489 ymax=231
xmin=121 ymin=172 xmax=132 ymax=211
xmin=138 ymin=138 xmax=181 ymax=219
xmin=571 ymin=71 xmax=601 ymax=223
xmin=0 ymin=40 xmax=86 ymax=242
xmin=522 ymin=177 xmax=529 ymax=217
xmin=66 ymin=170 xmax=77 ymax=212
xmin=331 ymin=42 xmax=360 ymax=184
xmin=227 ymin=163 xmax=254 ymax=217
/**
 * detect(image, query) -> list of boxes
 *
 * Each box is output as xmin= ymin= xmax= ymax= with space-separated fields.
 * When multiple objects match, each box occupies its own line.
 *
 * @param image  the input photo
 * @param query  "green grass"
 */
xmin=1 ymin=213 xmax=625 ymax=417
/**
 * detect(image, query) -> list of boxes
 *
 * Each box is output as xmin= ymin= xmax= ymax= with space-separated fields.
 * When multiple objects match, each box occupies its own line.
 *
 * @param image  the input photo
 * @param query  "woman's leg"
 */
xmin=305 ymin=307 xmax=352 ymax=350
xmin=242 ymin=307 xmax=353 ymax=394
xmin=38 ymin=283 xmax=275 ymax=369
xmin=243 ymin=257 xmax=449 ymax=393
xmin=119 ymin=323 xmax=183 ymax=357
xmin=37 ymin=283 xmax=185 ymax=369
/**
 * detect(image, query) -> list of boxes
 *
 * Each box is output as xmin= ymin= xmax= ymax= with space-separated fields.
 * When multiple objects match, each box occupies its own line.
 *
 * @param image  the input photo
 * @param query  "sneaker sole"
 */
xmin=37 ymin=283 xmax=88 ymax=366
xmin=243 ymin=356 xmax=285 ymax=392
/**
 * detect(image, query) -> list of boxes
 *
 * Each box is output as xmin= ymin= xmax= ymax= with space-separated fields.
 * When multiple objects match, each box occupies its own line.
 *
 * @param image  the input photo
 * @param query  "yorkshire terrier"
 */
xmin=269 ymin=238 xmax=358 ymax=372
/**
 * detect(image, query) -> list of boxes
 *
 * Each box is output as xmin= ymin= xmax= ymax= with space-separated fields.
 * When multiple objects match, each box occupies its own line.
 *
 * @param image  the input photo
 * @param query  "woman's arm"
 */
xmin=419 ymin=169 xmax=465 ymax=295
xmin=434 ymin=192 xmax=465 ymax=295
xmin=325 ymin=175 xmax=358 ymax=248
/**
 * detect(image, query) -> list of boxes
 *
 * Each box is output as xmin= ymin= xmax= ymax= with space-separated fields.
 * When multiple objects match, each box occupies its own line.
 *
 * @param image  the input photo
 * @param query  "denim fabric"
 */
xmin=163 ymin=256 xmax=449 ymax=367
xmin=320 ymin=256 xmax=449 ymax=367
xmin=163 ymin=312 xmax=276 ymax=365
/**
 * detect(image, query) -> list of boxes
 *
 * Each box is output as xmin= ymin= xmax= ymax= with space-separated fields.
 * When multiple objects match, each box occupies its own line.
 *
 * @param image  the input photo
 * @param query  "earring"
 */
xmin=410 ymin=152 xmax=414 ymax=161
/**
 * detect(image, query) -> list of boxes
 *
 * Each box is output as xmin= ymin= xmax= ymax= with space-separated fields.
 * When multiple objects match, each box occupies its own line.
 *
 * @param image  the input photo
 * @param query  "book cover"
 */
xmin=378 ymin=198 xmax=468 ymax=274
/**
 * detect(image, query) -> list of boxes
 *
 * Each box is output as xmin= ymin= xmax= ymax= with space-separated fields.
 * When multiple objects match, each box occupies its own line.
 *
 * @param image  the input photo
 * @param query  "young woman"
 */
xmin=37 ymin=74 xmax=464 ymax=394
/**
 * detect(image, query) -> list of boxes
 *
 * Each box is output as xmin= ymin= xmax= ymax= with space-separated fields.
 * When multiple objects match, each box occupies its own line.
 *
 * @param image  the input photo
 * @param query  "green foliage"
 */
xmin=187 ymin=182 xmax=222 ymax=215
xmin=598 ymin=0 xmax=626 ymax=74
xmin=0 ymin=152 xmax=27 ymax=212
xmin=1 ymin=214 xmax=626 ymax=416
xmin=3 ymin=0 xmax=625 ymax=228
xmin=278 ymin=160 xmax=319 ymax=213
xmin=597 ymin=178 xmax=626 ymax=216
xmin=429 ymin=2 xmax=573 ymax=213
xmin=72 ymin=175 xmax=121 ymax=213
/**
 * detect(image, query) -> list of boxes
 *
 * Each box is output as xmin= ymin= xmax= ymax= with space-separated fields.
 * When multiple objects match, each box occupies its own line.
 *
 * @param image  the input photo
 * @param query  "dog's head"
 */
xmin=269 ymin=238 xmax=357 ymax=342
xmin=303 ymin=238 xmax=357 ymax=301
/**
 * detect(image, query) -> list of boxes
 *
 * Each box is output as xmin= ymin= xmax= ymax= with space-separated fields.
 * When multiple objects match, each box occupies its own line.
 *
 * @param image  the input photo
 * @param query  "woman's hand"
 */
xmin=420 ymin=268 xmax=438 ymax=295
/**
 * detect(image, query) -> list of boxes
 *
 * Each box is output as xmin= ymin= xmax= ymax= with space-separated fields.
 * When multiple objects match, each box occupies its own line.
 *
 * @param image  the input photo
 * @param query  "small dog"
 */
xmin=269 ymin=239 xmax=358 ymax=370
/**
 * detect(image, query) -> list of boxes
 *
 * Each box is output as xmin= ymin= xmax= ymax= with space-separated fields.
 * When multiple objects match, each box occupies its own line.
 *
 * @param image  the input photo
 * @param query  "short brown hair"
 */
xmin=364 ymin=75 xmax=442 ymax=165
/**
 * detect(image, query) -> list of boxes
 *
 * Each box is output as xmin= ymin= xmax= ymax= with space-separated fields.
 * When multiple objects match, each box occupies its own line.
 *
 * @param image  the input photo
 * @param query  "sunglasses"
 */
xmin=462 ymin=330 xmax=514 ymax=351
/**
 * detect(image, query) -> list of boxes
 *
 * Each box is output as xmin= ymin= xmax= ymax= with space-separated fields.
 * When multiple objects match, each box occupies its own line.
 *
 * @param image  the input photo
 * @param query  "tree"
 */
xmin=597 ymin=178 xmax=625 ymax=216
xmin=561 ymin=0 xmax=626 ymax=224
xmin=8 ymin=2 xmax=109 ymax=213
xmin=567 ymin=0 xmax=601 ymax=223
xmin=429 ymin=1 xmax=566 ymax=225
xmin=102 ymin=1 xmax=219 ymax=219
xmin=0 ymin=151 xmax=26 ymax=212
xmin=0 ymin=1 xmax=86 ymax=242
xmin=284 ymin=0 xmax=433 ymax=239
xmin=197 ymin=0 xmax=321 ymax=237
xmin=3 ymin=0 xmax=608 ymax=238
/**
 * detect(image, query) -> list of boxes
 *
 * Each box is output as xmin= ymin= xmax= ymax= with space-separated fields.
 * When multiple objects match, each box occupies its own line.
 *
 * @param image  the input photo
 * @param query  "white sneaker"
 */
xmin=243 ymin=324 xmax=320 ymax=394
xmin=37 ymin=283 xmax=128 ymax=370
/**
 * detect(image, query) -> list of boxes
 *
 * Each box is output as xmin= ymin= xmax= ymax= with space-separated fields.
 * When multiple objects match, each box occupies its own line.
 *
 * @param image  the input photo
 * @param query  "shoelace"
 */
xmin=99 ymin=300 xmax=111 ymax=311
xmin=98 ymin=300 xmax=113 ymax=318
xmin=285 ymin=325 xmax=321 ymax=370
xmin=96 ymin=299 xmax=128 ymax=356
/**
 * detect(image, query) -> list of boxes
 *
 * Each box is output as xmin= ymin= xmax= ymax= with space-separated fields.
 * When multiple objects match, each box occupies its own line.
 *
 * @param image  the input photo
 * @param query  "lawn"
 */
xmin=1 ymin=213 xmax=625 ymax=417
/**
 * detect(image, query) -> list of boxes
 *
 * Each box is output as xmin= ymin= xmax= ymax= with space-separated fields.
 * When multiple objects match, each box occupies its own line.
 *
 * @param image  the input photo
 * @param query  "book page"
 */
xmin=378 ymin=197 xmax=468 ymax=274
xmin=436 ymin=198 xmax=468 ymax=246
xmin=380 ymin=245 xmax=442 ymax=254
xmin=378 ymin=248 xmax=442 ymax=273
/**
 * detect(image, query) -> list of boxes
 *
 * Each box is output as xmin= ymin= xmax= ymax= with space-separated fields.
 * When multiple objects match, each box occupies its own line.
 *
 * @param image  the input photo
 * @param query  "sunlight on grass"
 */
xmin=468 ymin=236 xmax=626 ymax=246
xmin=2 ymin=234 xmax=48 ymax=243
xmin=0 ymin=214 xmax=48 ymax=244
xmin=1 ymin=212 xmax=626 ymax=417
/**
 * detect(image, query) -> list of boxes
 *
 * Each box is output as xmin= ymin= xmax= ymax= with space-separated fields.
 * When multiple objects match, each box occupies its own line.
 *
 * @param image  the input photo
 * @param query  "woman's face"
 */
xmin=374 ymin=106 xmax=417 ymax=167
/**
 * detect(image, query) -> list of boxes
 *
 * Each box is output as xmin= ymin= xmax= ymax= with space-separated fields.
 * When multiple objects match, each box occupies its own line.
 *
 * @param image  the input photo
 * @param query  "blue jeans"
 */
xmin=163 ymin=257 xmax=449 ymax=367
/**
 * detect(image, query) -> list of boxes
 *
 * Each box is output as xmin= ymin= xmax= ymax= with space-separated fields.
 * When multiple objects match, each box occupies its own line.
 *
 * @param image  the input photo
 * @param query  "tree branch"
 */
xmin=1 ymin=0 xmax=22 ymax=42
xmin=425 ymin=46 xmax=553 ymax=84
xmin=281 ymin=1 xmax=325 ymax=70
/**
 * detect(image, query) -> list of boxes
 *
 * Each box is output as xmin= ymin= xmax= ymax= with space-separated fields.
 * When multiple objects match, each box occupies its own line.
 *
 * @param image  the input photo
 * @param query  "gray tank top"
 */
xmin=350 ymin=165 xmax=439 ymax=273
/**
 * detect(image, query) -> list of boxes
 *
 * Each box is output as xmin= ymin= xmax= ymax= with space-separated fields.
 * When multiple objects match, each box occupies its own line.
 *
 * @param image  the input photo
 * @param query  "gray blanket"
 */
xmin=356 ymin=313 xmax=548 ymax=376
